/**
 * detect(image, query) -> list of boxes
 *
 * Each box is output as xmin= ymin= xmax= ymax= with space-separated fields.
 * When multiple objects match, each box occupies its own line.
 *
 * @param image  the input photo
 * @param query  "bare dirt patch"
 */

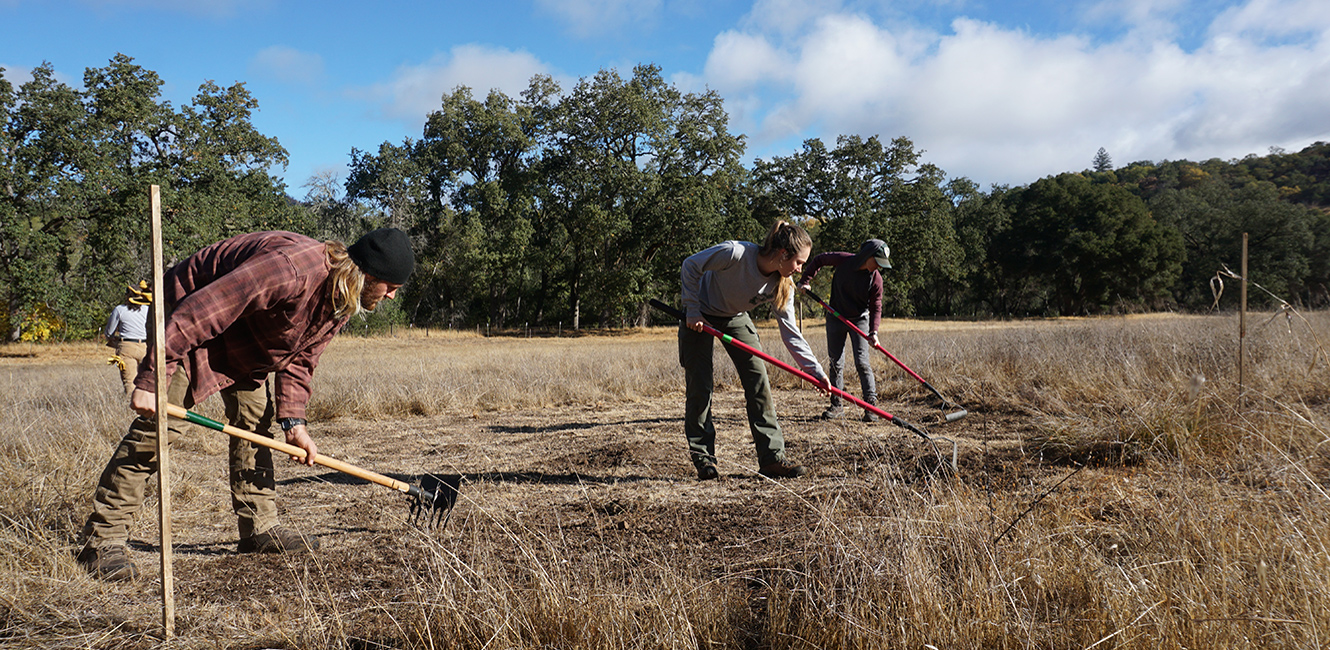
xmin=112 ymin=387 xmax=1037 ymax=609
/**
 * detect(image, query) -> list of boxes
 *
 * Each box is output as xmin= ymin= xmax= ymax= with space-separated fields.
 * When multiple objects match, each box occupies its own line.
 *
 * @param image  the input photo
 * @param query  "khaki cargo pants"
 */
xmin=82 ymin=367 xmax=280 ymax=549
xmin=112 ymin=339 xmax=146 ymax=396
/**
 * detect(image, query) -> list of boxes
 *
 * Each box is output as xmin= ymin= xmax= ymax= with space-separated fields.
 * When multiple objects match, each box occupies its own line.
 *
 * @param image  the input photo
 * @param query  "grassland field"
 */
xmin=1 ymin=310 xmax=1328 ymax=649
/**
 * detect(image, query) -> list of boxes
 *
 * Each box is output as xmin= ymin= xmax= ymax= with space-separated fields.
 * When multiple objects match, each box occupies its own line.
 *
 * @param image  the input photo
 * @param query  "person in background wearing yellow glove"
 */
xmin=103 ymin=282 xmax=150 ymax=395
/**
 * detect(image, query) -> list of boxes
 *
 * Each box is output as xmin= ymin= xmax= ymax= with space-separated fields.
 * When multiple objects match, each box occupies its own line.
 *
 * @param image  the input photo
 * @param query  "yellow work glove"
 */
xmin=107 ymin=356 xmax=126 ymax=371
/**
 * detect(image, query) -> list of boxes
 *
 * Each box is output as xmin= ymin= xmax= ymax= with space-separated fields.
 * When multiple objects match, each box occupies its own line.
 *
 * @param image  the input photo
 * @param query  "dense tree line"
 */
xmin=4 ymin=57 xmax=1329 ymax=340
xmin=1 ymin=55 xmax=306 ymax=341
xmin=342 ymin=65 xmax=757 ymax=330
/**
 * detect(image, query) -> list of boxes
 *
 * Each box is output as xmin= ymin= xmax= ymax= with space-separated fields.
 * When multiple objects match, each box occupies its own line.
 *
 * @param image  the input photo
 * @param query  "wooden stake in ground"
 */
xmin=150 ymin=184 xmax=176 ymax=637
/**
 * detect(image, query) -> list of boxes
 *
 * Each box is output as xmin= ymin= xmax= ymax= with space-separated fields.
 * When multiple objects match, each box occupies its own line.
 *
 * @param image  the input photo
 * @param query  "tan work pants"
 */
xmin=82 ymin=367 xmax=280 ymax=548
xmin=112 ymin=339 xmax=146 ymax=396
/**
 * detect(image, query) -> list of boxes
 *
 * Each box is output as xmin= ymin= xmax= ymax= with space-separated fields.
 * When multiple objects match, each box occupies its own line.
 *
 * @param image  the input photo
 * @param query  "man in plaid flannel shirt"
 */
xmin=77 ymin=228 xmax=414 ymax=581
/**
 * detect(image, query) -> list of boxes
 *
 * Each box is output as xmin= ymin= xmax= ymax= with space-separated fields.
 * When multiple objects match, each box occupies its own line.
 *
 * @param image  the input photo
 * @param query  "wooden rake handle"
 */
xmin=163 ymin=403 xmax=427 ymax=500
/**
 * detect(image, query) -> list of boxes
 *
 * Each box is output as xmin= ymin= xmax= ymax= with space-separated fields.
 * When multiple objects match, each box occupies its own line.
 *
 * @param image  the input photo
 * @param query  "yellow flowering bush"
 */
xmin=18 ymin=303 xmax=64 ymax=342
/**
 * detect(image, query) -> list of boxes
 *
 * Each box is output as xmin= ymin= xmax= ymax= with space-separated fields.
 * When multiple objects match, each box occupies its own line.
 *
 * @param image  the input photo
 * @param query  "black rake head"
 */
xmin=409 ymin=473 xmax=461 ymax=530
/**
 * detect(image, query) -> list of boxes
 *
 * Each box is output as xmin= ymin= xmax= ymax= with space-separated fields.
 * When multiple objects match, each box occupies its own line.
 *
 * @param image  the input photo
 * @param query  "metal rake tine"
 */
xmin=411 ymin=474 xmax=461 ymax=530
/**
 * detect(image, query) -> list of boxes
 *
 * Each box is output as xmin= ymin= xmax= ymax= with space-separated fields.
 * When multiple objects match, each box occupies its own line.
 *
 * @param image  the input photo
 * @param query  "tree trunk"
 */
xmin=570 ymin=269 xmax=582 ymax=330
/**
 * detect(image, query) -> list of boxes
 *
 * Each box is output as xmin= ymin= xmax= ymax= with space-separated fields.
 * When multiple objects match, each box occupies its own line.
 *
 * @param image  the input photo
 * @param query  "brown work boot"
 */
xmin=759 ymin=460 xmax=810 ymax=479
xmin=76 ymin=544 xmax=139 ymax=582
xmin=238 ymin=526 xmax=320 ymax=554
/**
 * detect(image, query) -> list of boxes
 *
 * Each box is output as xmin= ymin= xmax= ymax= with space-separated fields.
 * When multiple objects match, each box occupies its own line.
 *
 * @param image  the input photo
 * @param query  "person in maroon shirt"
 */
xmin=797 ymin=239 xmax=891 ymax=422
xmin=77 ymin=228 xmax=414 ymax=581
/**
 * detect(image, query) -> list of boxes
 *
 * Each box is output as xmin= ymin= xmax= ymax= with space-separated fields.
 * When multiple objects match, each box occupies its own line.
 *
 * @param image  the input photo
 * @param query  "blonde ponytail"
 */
xmin=758 ymin=220 xmax=811 ymax=309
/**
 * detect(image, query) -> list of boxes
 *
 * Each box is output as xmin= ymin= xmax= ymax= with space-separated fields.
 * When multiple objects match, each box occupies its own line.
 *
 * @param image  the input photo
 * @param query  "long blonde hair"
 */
xmin=757 ymin=220 xmax=812 ymax=309
xmin=325 ymin=241 xmax=366 ymax=319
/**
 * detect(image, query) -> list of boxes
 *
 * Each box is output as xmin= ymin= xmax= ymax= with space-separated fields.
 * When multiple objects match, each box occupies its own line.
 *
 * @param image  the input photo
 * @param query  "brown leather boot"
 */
xmin=238 ymin=526 xmax=320 ymax=554
xmin=76 ymin=544 xmax=139 ymax=582
xmin=759 ymin=460 xmax=810 ymax=479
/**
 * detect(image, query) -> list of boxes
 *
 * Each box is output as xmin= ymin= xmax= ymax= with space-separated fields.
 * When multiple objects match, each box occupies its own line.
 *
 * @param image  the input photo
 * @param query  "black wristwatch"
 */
xmin=278 ymin=417 xmax=306 ymax=432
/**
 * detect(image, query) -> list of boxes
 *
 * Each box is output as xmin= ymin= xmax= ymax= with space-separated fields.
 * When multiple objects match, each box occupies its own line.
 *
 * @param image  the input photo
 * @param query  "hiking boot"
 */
xmin=820 ymin=404 xmax=844 ymax=420
xmin=76 ymin=544 xmax=138 ymax=582
xmin=862 ymin=410 xmax=880 ymax=423
xmin=697 ymin=463 xmax=719 ymax=481
xmin=759 ymin=460 xmax=810 ymax=479
xmin=238 ymin=526 xmax=320 ymax=554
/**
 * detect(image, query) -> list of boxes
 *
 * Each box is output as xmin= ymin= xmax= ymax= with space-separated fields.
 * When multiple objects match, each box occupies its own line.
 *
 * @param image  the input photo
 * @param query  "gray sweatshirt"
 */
xmin=681 ymin=241 xmax=827 ymax=382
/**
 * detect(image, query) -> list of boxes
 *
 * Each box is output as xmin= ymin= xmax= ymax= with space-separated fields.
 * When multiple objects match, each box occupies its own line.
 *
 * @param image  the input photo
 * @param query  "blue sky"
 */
xmin=4 ymin=0 xmax=1329 ymax=195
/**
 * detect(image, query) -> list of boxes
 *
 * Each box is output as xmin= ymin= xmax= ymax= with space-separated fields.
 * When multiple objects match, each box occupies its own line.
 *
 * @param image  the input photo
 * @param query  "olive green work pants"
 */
xmin=678 ymin=312 xmax=787 ymax=469
xmin=82 ymin=368 xmax=280 ymax=548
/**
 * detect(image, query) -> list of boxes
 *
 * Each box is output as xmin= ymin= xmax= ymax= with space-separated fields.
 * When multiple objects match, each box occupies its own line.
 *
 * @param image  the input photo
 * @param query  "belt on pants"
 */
xmin=119 ymin=338 xmax=147 ymax=343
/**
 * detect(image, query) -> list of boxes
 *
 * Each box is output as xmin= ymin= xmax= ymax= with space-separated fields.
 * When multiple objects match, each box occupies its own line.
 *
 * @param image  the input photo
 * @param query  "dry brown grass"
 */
xmin=1 ymin=311 xmax=1328 ymax=648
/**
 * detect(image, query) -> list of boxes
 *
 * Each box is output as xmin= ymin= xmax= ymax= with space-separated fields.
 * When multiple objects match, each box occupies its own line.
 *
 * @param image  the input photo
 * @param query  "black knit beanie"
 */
xmin=348 ymin=228 xmax=415 ymax=284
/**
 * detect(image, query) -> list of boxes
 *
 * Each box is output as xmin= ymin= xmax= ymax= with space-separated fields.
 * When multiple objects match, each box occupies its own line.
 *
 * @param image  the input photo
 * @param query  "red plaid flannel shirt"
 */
xmin=135 ymin=231 xmax=350 ymax=419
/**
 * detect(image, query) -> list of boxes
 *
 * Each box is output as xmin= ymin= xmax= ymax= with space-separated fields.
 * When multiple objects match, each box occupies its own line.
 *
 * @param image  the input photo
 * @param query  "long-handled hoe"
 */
xmin=164 ymin=404 xmax=459 ymax=529
xmin=651 ymin=300 xmax=956 ymax=474
xmin=801 ymin=287 xmax=968 ymax=424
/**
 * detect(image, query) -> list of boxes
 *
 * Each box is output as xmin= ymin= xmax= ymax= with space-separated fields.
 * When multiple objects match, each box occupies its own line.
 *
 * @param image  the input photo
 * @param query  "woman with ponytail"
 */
xmin=678 ymin=220 xmax=829 ymax=480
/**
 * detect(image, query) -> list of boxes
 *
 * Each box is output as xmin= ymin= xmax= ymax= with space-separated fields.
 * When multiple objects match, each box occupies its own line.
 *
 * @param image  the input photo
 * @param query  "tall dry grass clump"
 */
xmin=875 ymin=313 xmax=1330 ymax=467
xmin=747 ymin=470 xmax=1330 ymax=648
xmin=0 ymin=360 xmax=150 ymax=646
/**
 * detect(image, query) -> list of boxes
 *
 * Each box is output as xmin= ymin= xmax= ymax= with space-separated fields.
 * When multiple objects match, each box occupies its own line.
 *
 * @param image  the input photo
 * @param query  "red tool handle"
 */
xmin=651 ymin=300 xmax=930 ymax=441
xmin=801 ymin=288 xmax=926 ymax=381
xmin=801 ymin=287 xmax=955 ymax=400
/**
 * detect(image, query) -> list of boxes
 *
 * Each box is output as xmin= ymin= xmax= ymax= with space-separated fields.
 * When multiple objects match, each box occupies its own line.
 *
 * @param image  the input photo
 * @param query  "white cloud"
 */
xmin=1210 ymin=0 xmax=1330 ymax=39
xmin=249 ymin=46 xmax=324 ymax=87
xmin=362 ymin=45 xmax=554 ymax=124
xmin=703 ymin=31 xmax=792 ymax=90
xmin=0 ymin=63 xmax=82 ymax=89
xmin=789 ymin=14 xmax=916 ymax=120
xmin=708 ymin=0 xmax=1330 ymax=186
xmin=743 ymin=0 xmax=844 ymax=38
xmin=1085 ymin=0 xmax=1189 ymax=39
xmin=0 ymin=63 xmax=35 ymax=86
xmin=535 ymin=0 xmax=663 ymax=38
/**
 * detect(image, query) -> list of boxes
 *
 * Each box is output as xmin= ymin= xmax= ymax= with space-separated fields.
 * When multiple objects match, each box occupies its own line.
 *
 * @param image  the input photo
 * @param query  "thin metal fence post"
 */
xmin=1239 ymin=232 xmax=1248 ymax=407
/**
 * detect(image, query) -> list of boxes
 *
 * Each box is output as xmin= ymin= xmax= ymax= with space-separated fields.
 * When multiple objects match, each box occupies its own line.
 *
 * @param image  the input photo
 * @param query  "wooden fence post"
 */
xmin=150 ymin=185 xmax=175 ymax=637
